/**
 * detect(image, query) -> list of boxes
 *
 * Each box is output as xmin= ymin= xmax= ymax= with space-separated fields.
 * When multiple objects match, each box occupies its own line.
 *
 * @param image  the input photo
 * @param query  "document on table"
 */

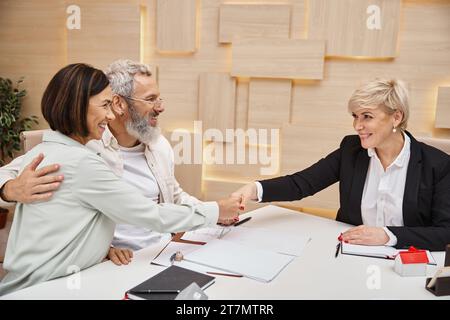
xmin=183 ymin=239 xmax=295 ymax=283
xmin=182 ymin=225 xmax=311 ymax=257
xmin=341 ymin=242 xmax=437 ymax=265
xmin=181 ymin=226 xmax=229 ymax=243
xmin=223 ymin=226 xmax=310 ymax=257
xmin=151 ymin=241 xmax=242 ymax=275
xmin=152 ymin=242 xmax=202 ymax=267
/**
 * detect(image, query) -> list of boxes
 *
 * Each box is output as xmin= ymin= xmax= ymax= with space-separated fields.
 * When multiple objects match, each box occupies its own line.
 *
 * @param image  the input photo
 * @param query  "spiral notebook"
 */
xmin=126 ymin=265 xmax=215 ymax=300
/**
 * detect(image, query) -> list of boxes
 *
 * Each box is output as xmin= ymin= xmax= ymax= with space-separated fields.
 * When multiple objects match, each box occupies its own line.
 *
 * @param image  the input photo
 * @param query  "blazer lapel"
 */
xmin=403 ymin=132 xmax=422 ymax=225
xmin=349 ymin=150 xmax=369 ymax=225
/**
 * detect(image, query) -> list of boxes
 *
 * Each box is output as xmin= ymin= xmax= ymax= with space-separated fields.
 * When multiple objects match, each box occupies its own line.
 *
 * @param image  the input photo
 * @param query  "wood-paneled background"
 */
xmin=1 ymin=0 xmax=449 ymax=213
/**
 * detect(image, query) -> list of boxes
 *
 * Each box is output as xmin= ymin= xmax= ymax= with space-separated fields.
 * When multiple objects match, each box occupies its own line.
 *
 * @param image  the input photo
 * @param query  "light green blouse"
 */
xmin=0 ymin=131 xmax=218 ymax=295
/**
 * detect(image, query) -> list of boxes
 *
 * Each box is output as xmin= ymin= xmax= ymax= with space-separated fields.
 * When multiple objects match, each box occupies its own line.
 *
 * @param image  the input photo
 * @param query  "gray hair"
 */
xmin=105 ymin=59 xmax=152 ymax=97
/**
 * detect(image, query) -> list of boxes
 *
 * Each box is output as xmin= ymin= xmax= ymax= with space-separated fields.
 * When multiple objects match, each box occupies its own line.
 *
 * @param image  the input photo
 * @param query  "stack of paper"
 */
xmin=183 ymin=239 xmax=295 ymax=283
xmin=166 ymin=221 xmax=312 ymax=282
xmin=151 ymin=241 xmax=242 ymax=276
xmin=182 ymin=226 xmax=311 ymax=257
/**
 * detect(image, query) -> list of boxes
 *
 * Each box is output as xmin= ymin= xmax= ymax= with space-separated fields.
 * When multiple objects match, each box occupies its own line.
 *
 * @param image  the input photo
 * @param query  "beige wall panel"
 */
xmin=290 ymin=0 xmax=307 ymax=39
xmin=280 ymin=123 xmax=354 ymax=209
xmin=204 ymin=142 xmax=280 ymax=182
xmin=67 ymin=1 xmax=140 ymax=70
xmin=199 ymin=73 xmax=236 ymax=141
xmin=157 ymin=68 xmax=199 ymax=133
xmin=435 ymin=87 xmax=450 ymax=129
xmin=231 ymin=38 xmax=325 ymax=79
xmin=235 ymin=79 xmax=249 ymax=130
xmin=219 ymin=0 xmax=305 ymax=40
xmin=156 ymin=0 xmax=197 ymax=53
xmin=0 ymin=0 xmax=66 ymax=130
xmin=219 ymin=4 xmax=290 ymax=43
xmin=164 ymin=131 xmax=203 ymax=199
xmin=308 ymin=0 xmax=401 ymax=57
xmin=248 ymin=79 xmax=292 ymax=130
xmin=173 ymin=163 xmax=203 ymax=199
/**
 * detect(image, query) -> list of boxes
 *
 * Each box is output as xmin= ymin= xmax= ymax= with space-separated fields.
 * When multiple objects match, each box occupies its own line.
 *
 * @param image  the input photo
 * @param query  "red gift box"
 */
xmin=399 ymin=246 xmax=429 ymax=264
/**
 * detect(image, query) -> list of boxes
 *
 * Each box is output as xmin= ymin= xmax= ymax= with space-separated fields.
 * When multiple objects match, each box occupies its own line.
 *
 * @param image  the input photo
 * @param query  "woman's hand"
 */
xmin=341 ymin=225 xmax=389 ymax=246
xmin=230 ymin=183 xmax=258 ymax=210
xmin=107 ymin=247 xmax=133 ymax=266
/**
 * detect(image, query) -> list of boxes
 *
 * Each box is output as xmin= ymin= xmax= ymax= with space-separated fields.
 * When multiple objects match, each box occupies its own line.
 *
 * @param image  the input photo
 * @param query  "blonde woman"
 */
xmin=233 ymin=79 xmax=450 ymax=251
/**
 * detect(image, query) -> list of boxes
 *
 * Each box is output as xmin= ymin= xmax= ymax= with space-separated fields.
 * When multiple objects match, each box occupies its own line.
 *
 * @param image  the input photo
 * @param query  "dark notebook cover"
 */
xmin=126 ymin=265 xmax=215 ymax=300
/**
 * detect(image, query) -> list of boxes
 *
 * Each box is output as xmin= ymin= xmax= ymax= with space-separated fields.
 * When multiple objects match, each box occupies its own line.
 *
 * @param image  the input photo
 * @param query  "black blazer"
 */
xmin=260 ymin=131 xmax=450 ymax=251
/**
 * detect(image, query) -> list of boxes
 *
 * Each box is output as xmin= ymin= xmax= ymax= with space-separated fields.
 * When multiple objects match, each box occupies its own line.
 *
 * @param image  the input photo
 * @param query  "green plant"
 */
xmin=0 ymin=77 xmax=38 ymax=165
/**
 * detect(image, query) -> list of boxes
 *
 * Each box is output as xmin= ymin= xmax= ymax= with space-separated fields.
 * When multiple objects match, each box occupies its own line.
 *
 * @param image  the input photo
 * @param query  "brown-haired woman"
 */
xmin=0 ymin=63 xmax=239 ymax=296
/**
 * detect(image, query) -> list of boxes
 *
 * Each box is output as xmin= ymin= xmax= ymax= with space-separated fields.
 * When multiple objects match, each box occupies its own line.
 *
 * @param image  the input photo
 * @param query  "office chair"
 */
xmin=20 ymin=129 xmax=45 ymax=153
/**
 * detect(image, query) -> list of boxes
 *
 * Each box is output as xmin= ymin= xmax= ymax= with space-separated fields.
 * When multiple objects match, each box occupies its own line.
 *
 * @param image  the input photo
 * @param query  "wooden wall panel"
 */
xmin=280 ymin=123 xmax=354 ymax=209
xmin=235 ymin=79 xmax=249 ymax=130
xmin=434 ymin=87 xmax=450 ymax=128
xmin=248 ymin=79 xmax=292 ymax=130
xmin=156 ymin=0 xmax=197 ymax=53
xmin=219 ymin=4 xmax=290 ymax=43
xmin=0 ymin=0 xmax=66 ymax=130
xmin=157 ymin=68 xmax=199 ymax=133
xmin=308 ymin=0 xmax=401 ymax=57
xmin=67 ymin=1 xmax=140 ymax=70
xmin=164 ymin=131 xmax=203 ymax=199
xmin=231 ymin=38 xmax=325 ymax=79
xmin=204 ymin=143 xmax=279 ymax=182
xmin=199 ymin=73 xmax=236 ymax=141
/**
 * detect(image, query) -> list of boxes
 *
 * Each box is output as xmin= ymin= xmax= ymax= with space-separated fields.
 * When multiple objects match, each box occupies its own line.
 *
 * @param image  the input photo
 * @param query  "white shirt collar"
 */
xmin=367 ymin=132 xmax=411 ymax=168
xmin=101 ymin=125 xmax=120 ymax=150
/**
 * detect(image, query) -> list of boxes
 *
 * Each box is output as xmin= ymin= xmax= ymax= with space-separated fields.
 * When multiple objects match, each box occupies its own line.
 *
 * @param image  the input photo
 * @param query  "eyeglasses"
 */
xmin=122 ymin=95 xmax=163 ymax=107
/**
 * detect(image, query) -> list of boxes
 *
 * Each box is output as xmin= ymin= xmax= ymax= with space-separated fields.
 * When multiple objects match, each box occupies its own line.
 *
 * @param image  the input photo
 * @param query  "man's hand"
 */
xmin=107 ymin=247 xmax=133 ymax=266
xmin=217 ymin=195 xmax=241 ymax=225
xmin=2 ymin=153 xmax=63 ymax=203
xmin=230 ymin=183 xmax=258 ymax=211
xmin=341 ymin=225 xmax=389 ymax=246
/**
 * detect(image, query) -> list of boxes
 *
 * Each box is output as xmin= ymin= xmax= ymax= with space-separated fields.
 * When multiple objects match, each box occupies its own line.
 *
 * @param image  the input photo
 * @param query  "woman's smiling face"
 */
xmin=85 ymin=86 xmax=115 ymax=142
xmin=352 ymin=106 xmax=398 ymax=150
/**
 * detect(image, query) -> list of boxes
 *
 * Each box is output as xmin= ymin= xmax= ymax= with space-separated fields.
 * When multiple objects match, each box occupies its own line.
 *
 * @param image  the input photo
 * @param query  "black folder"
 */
xmin=126 ymin=265 xmax=215 ymax=300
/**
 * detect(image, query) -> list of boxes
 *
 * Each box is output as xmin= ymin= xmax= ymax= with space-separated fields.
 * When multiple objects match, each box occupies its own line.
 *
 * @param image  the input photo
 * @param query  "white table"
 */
xmin=2 ymin=205 xmax=448 ymax=300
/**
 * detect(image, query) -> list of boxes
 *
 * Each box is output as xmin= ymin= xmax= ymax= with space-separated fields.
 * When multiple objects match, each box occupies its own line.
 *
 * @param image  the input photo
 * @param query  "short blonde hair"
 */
xmin=348 ymin=79 xmax=410 ymax=130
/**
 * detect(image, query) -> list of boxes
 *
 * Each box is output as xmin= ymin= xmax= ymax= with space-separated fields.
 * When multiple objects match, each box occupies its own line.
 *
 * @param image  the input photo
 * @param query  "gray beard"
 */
xmin=125 ymin=104 xmax=161 ymax=145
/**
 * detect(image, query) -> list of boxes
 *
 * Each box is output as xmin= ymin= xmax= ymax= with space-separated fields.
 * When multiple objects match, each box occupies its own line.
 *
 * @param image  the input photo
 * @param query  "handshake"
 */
xmin=216 ymin=182 xmax=258 ymax=226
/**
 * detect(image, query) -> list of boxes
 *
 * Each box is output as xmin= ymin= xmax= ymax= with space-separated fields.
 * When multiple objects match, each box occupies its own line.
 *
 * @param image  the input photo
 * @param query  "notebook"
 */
xmin=340 ymin=242 xmax=437 ymax=265
xmin=126 ymin=265 xmax=215 ymax=300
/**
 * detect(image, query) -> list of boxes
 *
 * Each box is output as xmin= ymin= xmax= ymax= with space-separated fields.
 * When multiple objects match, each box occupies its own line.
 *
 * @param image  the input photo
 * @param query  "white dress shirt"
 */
xmin=361 ymin=133 xmax=411 ymax=245
xmin=255 ymin=133 xmax=411 ymax=246
xmin=113 ymin=143 xmax=171 ymax=250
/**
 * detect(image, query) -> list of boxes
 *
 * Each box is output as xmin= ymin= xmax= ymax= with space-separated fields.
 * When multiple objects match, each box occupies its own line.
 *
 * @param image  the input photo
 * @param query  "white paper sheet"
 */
xmin=182 ymin=225 xmax=311 ymax=257
xmin=151 ymin=241 xmax=242 ymax=275
xmin=224 ymin=226 xmax=311 ymax=257
xmin=183 ymin=239 xmax=295 ymax=283
xmin=181 ymin=226 xmax=231 ymax=242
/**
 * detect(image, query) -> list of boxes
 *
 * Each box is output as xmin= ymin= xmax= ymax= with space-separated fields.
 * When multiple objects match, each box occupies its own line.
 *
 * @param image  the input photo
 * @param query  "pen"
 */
xmin=206 ymin=272 xmax=243 ymax=278
xmin=233 ymin=216 xmax=251 ymax=227
xmin=128 ymin=289 xmax=181 ymax=294
xmin=335 ymin=242 xmax=341 ymax=258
